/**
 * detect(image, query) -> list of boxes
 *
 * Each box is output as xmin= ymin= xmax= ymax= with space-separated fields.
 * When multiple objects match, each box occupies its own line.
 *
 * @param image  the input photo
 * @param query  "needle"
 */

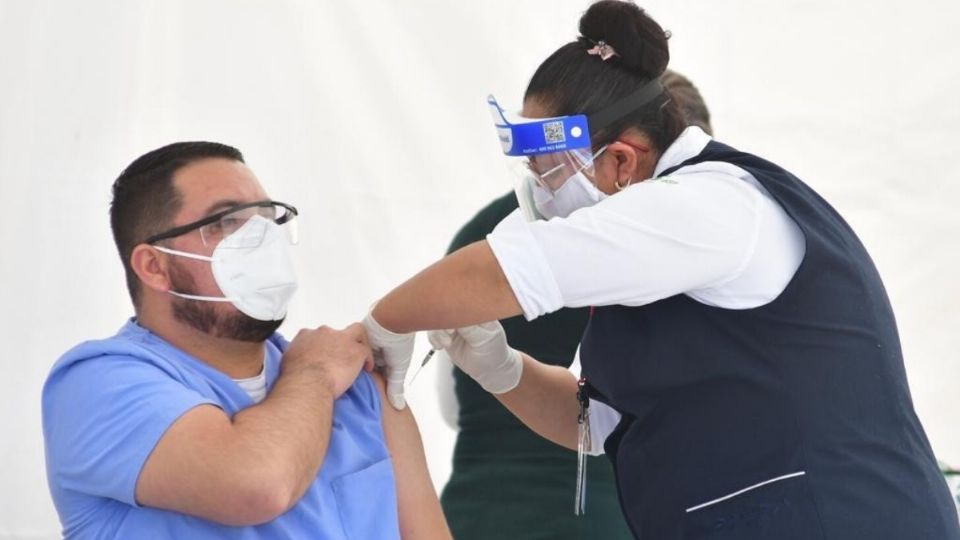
xmin=408 ymin=349 xmax=436 ymax=385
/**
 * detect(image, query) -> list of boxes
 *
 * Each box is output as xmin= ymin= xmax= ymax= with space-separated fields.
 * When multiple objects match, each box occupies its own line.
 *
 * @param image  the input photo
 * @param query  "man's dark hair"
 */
xmin=110 ymin=141 xmax=244 ymax=306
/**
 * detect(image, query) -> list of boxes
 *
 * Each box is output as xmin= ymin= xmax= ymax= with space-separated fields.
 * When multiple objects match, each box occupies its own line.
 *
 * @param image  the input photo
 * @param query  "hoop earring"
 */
xmin=615 ymin=178 xmax=634 ymax=191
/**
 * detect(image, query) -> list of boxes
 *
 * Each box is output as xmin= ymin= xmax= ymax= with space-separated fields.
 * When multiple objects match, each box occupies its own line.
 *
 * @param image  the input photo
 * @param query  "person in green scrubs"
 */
xmin=438 ymin=70 xmax=713 ymax=540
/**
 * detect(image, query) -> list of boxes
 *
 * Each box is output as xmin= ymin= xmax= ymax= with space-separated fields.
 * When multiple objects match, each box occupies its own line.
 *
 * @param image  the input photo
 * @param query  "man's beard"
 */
xmin=169 ymin=261 xmax=283 ymax=343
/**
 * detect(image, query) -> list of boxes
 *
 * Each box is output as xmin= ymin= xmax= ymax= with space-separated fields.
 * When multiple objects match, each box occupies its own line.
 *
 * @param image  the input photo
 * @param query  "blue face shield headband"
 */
xmin=488 ymin=98 xmax=592 ymax=156
xmin=487 ymin=78 xmax=664 ymax=157
xmin=487 ymin=79 xmax=665 ymax=220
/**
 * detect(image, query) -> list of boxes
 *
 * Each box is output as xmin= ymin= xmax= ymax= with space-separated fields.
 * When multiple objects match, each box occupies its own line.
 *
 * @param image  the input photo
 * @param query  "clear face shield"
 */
xmin=487 ymin=79 xmax=665 ymax=221
xmin=488 ymin=95 xmax=605 ymax=221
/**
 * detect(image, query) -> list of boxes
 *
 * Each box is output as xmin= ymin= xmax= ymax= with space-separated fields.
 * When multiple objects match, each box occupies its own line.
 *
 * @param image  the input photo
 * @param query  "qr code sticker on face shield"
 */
xmin=543 ymin=121 xmax=566 ymax=144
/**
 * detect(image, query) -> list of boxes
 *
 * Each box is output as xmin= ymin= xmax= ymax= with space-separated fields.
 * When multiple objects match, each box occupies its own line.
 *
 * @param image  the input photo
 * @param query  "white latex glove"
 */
xmin=362 ymin=310 xmax=415 ymax=410
xmin=427 ymin=322 xmax=523 ymax=394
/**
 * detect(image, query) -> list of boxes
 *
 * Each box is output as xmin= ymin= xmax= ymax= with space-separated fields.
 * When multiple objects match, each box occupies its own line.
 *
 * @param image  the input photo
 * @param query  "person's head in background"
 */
xmin=522 ymin=1 xmax=693 ymax=192
xmin=661 ymin=69 xmax=713 ymax=136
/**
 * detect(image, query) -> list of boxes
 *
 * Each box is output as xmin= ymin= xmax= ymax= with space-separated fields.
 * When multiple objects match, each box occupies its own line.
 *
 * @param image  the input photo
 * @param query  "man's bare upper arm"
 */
xmin=372 ymin=371 xmax=451 ymax=539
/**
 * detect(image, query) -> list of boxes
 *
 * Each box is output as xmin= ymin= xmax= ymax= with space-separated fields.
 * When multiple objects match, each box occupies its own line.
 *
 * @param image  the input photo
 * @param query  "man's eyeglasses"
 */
xmin=145 ymin=200 xmax=298 ymax=249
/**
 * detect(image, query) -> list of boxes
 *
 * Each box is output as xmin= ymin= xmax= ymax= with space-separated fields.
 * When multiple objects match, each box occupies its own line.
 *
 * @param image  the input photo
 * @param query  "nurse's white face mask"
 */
xmin=154 ymin=215 xmax=298 ymax=321
xmin=532 ymin=169 xmax=609 ymax=220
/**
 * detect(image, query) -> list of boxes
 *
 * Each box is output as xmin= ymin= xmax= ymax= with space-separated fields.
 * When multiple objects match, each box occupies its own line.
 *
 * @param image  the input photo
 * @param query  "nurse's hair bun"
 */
xmin=578 ymin=0 xmax=671 ymax=80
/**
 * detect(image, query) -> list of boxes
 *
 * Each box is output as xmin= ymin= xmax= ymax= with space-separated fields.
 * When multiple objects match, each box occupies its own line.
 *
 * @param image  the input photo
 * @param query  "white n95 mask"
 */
xmin=533 ymin=170 xmax=608 ymax=220
xmin=153 ymin=215 xmax=298 ymax=321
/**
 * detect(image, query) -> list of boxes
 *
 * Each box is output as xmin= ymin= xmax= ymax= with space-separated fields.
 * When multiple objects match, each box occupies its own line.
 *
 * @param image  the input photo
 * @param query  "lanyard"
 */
xmin=575 ymin=377 xmax=592 ymax=515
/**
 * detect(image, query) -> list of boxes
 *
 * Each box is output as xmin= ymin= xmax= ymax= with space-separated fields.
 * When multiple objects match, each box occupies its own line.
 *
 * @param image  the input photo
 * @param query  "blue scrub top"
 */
xmin=42 ymin=320 xmax=400 ymax=540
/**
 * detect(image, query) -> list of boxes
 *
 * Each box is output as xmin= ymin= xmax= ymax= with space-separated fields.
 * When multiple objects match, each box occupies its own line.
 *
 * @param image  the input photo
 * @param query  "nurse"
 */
xmin=363 ymin=1 xmax=960 ymax=538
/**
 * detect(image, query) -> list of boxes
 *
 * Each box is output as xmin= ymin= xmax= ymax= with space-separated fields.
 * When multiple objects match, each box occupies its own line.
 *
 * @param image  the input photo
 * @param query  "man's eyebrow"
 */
xmin=202 ymin=200 xmax=243 ymax=216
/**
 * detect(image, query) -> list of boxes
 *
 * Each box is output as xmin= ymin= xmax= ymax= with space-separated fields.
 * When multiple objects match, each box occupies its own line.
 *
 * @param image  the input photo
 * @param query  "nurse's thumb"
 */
xmin=386 ymin=368 xmax=407 ymax=410
xmin=427 ymin=329 xmax=455 ymax=350
xmin=459 ymin=321 xmax=505 ymax=345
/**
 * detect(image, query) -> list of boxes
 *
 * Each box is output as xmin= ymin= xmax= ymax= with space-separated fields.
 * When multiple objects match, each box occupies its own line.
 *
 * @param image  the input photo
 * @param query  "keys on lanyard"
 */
xmin=575 ymin=376 xmax=592 ymax=515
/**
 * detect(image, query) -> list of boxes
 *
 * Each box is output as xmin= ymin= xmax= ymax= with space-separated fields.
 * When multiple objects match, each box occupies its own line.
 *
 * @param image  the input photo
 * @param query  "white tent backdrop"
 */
xmin=1 ymin=1 xmax=958 ymax=537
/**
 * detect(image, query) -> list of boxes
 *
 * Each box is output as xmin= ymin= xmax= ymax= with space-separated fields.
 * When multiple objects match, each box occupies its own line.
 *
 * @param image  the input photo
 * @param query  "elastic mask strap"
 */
xmin=152 ymin=245 xmax=216 ymax=262
xmin=571 ymin=145 xmax=608 ymax=185
xmin=168 ymin=290 xmax=233 ymax=302
xmin=587 ymin=79 xmax=664 ymax=136
xmin=152 ymin=246 xmax=232 ymax=302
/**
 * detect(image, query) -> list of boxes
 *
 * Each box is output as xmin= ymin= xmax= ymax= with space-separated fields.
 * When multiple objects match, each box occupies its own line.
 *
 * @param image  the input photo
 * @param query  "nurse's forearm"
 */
xmin=373 ymin=241 xmax=523 ymax=333
xmin=495 ymin=354 xmax=581 ymax=451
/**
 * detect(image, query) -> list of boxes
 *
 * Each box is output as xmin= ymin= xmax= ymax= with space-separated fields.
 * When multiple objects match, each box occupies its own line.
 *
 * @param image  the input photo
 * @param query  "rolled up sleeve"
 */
xmin=486 ymin=209 xmax=566 ymax=320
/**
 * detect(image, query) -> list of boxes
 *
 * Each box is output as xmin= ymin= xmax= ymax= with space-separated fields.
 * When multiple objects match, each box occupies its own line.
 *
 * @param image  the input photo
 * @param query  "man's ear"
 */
xmin=130 ymin=244 xmax=172 ymax=293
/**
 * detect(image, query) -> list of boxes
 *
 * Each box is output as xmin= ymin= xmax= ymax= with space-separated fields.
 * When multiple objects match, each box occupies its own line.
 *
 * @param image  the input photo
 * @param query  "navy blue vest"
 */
xmin=580 ymin=141 xmax=959 ymax=540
